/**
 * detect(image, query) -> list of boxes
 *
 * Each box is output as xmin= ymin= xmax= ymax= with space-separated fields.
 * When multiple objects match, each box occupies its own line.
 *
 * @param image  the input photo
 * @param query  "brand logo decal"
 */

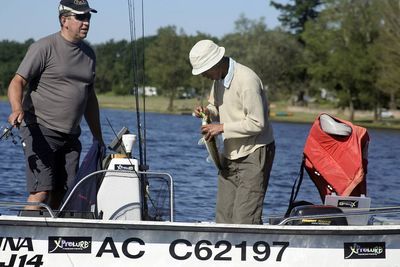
xmin=114 ymin=164 xmax=135 ymax=171
xmin=74 ymin=0 xmax=88 ymax=5
xmin=338 ymin=200 xmax=359 ymax=208
xmin=344 ymin=242 xmax=385 ymax=259
xmin=48 ymin=237 xmax=91 ymax=253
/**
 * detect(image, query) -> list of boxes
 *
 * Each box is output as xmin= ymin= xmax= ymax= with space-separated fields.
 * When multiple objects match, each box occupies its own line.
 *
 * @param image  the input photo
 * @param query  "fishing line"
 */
xmin=127 ymin=0 xmax=145 ymax=170
xmin=127 ymin=0 xmax=152 ymax=219
xmin=140 ymin=0 xmax=148 ymax=170
xmin=105 ymin=117 xmax=138 ymax=173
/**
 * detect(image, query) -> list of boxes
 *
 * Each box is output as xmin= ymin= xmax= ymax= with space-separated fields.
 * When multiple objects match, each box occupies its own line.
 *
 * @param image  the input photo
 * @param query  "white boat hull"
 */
xmin=0 ymin=216 xmax=399 ymax=267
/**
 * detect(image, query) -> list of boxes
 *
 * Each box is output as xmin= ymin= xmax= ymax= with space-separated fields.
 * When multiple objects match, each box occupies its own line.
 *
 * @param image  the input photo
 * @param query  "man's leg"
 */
xmin=233 ymin=143 xmax=275 ymax=224
xmin=50 ymin=139 xmax=81 ymax=210
xmin=215 ymin=158 xmax=238 ymax=223
xmin=20 ymin=124 xmax=55 ymax=210
xmin=215 ymin=175 xmax=236 ymax=223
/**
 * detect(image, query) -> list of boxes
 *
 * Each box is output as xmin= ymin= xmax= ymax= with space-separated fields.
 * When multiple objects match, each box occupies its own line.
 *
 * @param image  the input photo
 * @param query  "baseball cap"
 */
xmin=59 ymin=0 xmax=97 ymax=14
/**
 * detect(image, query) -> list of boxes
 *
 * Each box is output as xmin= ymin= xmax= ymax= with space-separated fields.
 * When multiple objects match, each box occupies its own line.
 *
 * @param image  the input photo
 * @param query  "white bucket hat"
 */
xmin=189 ymin=40 xmax=225 ymax=75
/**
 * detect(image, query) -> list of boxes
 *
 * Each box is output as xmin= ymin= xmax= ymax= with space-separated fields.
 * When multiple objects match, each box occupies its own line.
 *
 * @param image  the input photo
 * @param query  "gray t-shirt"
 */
xmin=17 ymin=32 xmax=96 ymax=135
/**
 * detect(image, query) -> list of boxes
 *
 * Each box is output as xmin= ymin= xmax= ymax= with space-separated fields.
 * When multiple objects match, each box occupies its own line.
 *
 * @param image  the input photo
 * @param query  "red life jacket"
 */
xmin=303 ymin=113 xmax=369 ymax=201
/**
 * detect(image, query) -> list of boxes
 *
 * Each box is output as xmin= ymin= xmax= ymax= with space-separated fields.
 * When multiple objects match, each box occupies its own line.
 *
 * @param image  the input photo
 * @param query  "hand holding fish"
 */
xmin=193 ymin=106 xmax=209 ymax=118
xmin=195 ymin=106 xmax=223 ymax=141
xmin=195 ymin=108 xmax=223 ymax=170
xmin=201 ymin=123 xmax=223 ymax=141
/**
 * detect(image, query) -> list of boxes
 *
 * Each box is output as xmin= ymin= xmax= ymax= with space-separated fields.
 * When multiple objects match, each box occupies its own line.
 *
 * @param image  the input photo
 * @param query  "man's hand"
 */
xmin=7 ymin=74 xmax=27 ymax=127
xmin=201 ymin=123 xmax=223 ymax=141
xmin=193 ymin=106 xmax=209 ymax=118
xmin=8 ymin=109 xmax=24 ymax=127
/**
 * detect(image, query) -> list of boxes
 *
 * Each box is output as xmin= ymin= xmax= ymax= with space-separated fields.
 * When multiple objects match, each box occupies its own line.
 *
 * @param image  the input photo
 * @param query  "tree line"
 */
xmin=0 ymin=0 xmax=398 ymax=120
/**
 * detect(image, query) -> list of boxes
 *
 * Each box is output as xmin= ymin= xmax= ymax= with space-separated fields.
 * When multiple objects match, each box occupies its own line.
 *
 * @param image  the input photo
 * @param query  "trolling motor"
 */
xmin=0 ymin=124 xmax=20 ymax=144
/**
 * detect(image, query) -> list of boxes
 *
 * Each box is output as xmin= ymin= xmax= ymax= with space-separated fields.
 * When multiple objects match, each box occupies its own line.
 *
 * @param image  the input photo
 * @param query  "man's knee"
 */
xmin=27 ymin=191 xmax=49 ymax=202
xmin=26 ymin=191 xmax=50 ymax=210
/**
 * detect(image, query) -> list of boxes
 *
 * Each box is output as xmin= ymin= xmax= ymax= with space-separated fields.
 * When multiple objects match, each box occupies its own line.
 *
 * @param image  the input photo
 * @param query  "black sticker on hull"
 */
xmin=344 ymin=242 xmax=385 ymax=259
xmin=48 ymin=236 xmax=92 ymax=253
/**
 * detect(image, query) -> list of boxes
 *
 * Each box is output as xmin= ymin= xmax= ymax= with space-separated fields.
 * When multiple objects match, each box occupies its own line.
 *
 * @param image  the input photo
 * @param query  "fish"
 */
xmin=198 ymin=113 xmax=222 ymax=171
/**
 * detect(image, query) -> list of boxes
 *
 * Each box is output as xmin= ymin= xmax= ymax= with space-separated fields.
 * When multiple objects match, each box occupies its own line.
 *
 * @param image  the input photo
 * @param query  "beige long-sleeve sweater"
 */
xmin=207 ymin=60 xmax=274 ymax=160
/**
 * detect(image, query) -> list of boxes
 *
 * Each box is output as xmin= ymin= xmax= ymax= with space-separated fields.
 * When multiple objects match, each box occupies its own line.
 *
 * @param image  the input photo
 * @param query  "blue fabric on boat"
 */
xmin=61 ymin=139 xmax=106 ymax=213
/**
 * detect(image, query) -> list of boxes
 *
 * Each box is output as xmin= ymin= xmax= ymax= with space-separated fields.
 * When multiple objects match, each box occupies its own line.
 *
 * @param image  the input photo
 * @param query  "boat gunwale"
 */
xmin=1 ymin=215 xmax=400 ymax=236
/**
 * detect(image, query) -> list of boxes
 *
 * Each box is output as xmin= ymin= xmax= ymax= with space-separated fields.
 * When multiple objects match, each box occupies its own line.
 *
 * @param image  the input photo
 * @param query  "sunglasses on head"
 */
xmin=65 ymin=13 xmax=91 ymax=22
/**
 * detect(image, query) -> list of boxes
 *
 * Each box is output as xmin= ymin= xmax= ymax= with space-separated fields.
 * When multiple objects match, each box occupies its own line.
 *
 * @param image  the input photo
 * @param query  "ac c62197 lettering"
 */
xmin=94 ymin=237 xmax=289 ymax=262
xmin=169 ymin=239 xmax=289 ymax=262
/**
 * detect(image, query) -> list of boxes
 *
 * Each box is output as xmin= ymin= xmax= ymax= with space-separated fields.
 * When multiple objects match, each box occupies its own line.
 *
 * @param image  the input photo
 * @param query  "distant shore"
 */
xmin=1 ymin=95 xmax=399 ymax=130
xmin=96 ymin=95 xmax=400 ymax=130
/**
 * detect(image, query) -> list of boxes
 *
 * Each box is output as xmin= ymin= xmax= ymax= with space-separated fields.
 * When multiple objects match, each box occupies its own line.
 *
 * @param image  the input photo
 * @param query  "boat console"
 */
xmin=96 ymin=155 xmax=142 ymax=220
xmin=287 ymin=205 xmax=348 ymax=225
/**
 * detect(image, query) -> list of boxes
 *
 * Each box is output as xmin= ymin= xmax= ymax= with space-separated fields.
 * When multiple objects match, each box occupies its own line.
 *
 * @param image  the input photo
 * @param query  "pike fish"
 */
xmin=198 ymin=113 xmax=222 ymax=171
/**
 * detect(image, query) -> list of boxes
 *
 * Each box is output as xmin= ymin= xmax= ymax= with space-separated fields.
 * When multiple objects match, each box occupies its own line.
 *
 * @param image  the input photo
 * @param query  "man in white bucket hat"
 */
xmin=190 ymin=40 xmax=275 ymax=225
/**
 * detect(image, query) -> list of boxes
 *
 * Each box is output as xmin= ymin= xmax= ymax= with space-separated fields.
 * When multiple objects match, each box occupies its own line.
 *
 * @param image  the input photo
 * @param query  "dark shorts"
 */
xmin=19 ymin=124 xmax=81 ymax=193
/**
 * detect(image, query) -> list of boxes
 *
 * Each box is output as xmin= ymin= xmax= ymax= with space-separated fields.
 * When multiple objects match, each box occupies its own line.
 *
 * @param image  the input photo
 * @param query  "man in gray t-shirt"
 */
xmin=7 ymin=0 xmax=103 ymax=210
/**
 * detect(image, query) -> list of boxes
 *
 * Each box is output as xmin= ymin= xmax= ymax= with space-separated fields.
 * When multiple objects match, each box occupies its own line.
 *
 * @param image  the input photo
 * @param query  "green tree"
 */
xmin=270 ymin=0 xmax=322 ymax=36
xmin=270 ymin=0 xmax=323 ymax=104
xmin=146 ymin=26 xmax=190 ymax=111
xmin=372 ymin=0 xmax=400 ymax=111
xmin=0 ymin=39 xmax=33 ymax=94
xmin=222 ymin=15 xmax=303 ymax=100
xmin=302 ymin=0 xmax=380 ymax=121
xmin=95 ymin=40 xmax=137 ymax=95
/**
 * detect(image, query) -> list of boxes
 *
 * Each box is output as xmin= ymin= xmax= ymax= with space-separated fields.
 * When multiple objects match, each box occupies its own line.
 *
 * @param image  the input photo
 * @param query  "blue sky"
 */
xmin=1 ymin=0 xmax=287 ymax=44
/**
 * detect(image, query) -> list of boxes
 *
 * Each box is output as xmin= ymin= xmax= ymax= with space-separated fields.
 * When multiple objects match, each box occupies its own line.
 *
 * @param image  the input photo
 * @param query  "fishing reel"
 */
xmin=0 ymin=124 xmax=20 ymax=145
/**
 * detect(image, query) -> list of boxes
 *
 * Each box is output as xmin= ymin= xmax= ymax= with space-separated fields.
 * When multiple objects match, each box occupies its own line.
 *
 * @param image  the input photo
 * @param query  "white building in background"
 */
xmin=138 ymin=86 xmax=158 ymax=96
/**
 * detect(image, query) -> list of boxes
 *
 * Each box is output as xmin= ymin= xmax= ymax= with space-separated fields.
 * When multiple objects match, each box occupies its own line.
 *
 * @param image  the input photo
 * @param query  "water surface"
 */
xmin=0 ymin=102 xmax=399 ymax=222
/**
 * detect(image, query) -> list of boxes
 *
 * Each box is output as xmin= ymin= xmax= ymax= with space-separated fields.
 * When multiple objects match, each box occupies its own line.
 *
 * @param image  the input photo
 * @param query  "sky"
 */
xmin=1 ymin=0 xmax=287 ymax=44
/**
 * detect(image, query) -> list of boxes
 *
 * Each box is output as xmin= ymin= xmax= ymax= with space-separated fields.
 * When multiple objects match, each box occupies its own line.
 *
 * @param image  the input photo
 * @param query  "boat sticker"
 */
xmin=48 ymin=236 xmax=92 ymax=253
xmin=344 ymin=242 xmax=385 ymax=259
xmin=337 ymin=199 xmax=359 ymax=208
xmin=114 ymin=164 xmax=135 ymax=171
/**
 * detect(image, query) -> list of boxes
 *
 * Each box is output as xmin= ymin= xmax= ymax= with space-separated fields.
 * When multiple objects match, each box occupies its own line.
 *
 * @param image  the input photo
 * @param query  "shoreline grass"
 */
xmin=1 ymin=95 xmax=399 ymax=130
xmin=97 ymin=94 xmax=201 ymax=114
xmin=97 ymin=95 xmax=400 ymax=130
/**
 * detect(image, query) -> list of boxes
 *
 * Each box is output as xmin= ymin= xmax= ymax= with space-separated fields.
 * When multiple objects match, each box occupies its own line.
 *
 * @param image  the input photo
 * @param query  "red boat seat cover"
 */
xmin=303 ymin=113 xmax=369 ymax=199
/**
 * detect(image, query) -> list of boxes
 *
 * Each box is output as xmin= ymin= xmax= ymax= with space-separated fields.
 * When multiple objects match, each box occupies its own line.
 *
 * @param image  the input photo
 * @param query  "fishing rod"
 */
xmin=127 ymin=0 xmax=148 ymax=171
xmin=127 ymin=0 xmax=149 ymax=219
xmin=140 ymin=0 xmax=147 ymax=171
xmin=0 ymin=124 xmax=20 ymax=144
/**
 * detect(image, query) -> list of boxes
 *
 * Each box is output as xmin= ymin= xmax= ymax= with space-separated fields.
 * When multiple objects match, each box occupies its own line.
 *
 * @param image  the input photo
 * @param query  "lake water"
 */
xmin=0 ymin=101 xmax=399 ymax=222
